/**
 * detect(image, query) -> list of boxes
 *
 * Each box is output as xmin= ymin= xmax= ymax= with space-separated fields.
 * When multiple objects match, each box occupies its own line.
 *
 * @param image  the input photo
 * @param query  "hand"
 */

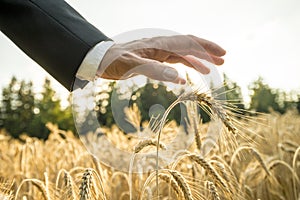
xmin=97 ymin=35 xmax=226 ymax=84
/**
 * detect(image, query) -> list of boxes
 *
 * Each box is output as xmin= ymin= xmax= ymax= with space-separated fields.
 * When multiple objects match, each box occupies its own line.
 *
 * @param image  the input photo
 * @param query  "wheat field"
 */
xmin=0 ymin=92 xmax=299 ymax=200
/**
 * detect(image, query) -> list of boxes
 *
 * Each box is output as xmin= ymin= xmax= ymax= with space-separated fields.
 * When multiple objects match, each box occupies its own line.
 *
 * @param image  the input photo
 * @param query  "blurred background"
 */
xmin=0 ymin=0 xmax=299 ymax=138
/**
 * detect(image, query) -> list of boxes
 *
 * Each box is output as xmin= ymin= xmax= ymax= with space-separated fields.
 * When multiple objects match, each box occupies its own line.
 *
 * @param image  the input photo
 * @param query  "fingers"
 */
xmin=182 ymin=55 xmax=210 ymax=74
xmin=183 ymin=49 xmax=224 ymax=65
xmin=147 ymin=34 xmax=226 ymax=58
xmin=132 ymin=58 xmax=186 ymax=84
xmin=164 ymin=55 xmax=195 ymax=67
xmin=101 ymin=50 xmax=186 ymax=84
xmin=163 ymin=54 xmax=210 ymax=74
xmin=138 ymin=35 xmax=226 ymax=67
xmin=187 ymin=35 xmax=226 ymax=56
xmin=98 ymin=34 xmax=226 ymax=83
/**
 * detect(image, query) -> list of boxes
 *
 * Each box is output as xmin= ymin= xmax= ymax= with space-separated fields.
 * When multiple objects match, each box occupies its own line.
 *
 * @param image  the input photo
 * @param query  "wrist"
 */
xmin=76 ymin=41 xmax=115 ymax=81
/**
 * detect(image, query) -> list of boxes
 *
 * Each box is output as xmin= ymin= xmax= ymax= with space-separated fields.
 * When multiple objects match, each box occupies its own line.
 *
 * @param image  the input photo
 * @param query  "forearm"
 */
xmin=0 ymin=0 xmax=111 ymax=90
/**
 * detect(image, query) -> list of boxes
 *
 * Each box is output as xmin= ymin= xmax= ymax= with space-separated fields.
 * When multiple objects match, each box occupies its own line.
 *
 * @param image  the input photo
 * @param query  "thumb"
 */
xmin=132 ymin=60 xmax=186 ymax=84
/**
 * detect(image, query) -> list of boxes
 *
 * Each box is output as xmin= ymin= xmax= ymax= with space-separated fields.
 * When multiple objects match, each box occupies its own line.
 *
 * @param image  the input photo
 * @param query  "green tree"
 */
xmin=0 ymin=77 xmax=75 ymax=139
xmin=58 ymin=94 xmax=76 ymax=133
xmin=131 ymin=80 xmax=181 ymax=124
xmin=297 ymin=95 xmax=300 ymax=114
xmin=34 ymin=78 xmax=75 ymax=138
xmin=96 ymin=81 xmax=116 ymax=127
xmin=249 ymin=77 xmax=281 ymax=113
xmin=0 ymin=77 xmax=36 ymax=137
xmin=279 ymin=91 xmax=299 ymax=113
xmin=0 ymin=77 xmax=16 ymax=130
xmin=95 ymin=79 xmax=184 ymax=132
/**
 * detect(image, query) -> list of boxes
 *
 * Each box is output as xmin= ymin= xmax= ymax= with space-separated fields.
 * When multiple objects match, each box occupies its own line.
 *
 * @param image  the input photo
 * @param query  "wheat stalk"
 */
xmin=91 ymin=155 xmax=104 ymax=182
xmin=185 ymin=101 xmax=202 ymax=151
xmin=230 ymin=146 xmax=270 ymax=176
xmin=169 ymin=170 xmax=194 ymax=200
xmin=268 ymin=159 xmax=300 ymax=200
xmin=43 ymin=172 xmax=51 ymax=200
xmin=292 ymin=146 xmax=300 ymax=200
xmin=154 ymin=90 xmax=238 ymax=197
xmin=292 ymin=146 xmax=300 ymax=175
xmin=15 ymin=179 xmax=50 ymax=200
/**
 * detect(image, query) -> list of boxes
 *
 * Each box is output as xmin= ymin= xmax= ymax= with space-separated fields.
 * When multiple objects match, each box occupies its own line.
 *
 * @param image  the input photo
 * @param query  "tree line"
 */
xmin=0 ymin=77 xmax=75 ymax=139
xmin=0 ymin=75 xmax=299 ymax=139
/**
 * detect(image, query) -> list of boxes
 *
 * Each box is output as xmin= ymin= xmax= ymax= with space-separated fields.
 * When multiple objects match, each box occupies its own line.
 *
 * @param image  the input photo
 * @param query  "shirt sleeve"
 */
xmin=76 ymin=41 xmax=115 ymax=81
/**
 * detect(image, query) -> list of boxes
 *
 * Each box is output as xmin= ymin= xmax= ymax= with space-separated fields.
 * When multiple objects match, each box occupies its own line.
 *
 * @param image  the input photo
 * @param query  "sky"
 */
xmin=1 ymin=0 xmax=300 ymax=103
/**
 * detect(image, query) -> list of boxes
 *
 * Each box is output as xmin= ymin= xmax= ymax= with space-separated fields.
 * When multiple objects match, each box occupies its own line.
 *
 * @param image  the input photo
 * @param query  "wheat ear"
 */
xmin=279 ymin=143 xmax=296 ymax=153
xmin=134 ymin=139 xmax=166 ymax=153
xmin=184 ymin=92 xmax=238 ymax=135
xmin=158 ymin=173 xmax=180 ymax=195
xmin=209 ymin=160 xmax=230 ymax=182
xmin=194 ymin=125 xmax=202 ymax=151
xmin=63 ymin=171 xmax=76 ymax=200
xmin=169 ymin=170 xmax=194 ymax=200
xmin=168 ymin=91 xmax=238 ymax=135
xmin=0 ymin=179 xmax=13 ymax=200
xmin=154 ymin=90 xmax=237 ymax=197
xmin=79 ymin=169 xmax=93 ymax=200
xmin=206 ymin=181 xmax=221 ymax=200
xmin=55 ymin=169 xmax=76 ymax=200
xmin=185 ymin=154 xmax=230 ymax=193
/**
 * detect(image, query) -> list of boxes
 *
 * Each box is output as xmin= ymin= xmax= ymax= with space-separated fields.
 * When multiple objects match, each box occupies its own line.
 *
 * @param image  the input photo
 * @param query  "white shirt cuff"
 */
xmin=76 ymin=41 xmax=115 ymax=81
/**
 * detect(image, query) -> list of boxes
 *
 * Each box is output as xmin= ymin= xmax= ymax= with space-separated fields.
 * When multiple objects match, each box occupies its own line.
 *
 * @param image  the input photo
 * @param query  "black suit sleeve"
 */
xmin=0 ymin=0 xmax=111 ymax=90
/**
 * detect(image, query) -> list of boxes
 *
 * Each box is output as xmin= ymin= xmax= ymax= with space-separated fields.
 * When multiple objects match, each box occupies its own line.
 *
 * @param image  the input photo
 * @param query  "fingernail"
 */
xmin=163 ymin=68 xmax=178 ymax=80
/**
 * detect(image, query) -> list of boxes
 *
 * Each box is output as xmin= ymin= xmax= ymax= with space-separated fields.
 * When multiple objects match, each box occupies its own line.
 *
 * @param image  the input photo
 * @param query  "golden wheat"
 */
xmin=0 ymin=101 xmax=299 ymax=200
xmin=134 ymin=139 xmax=167 ymax=153
xmin=205 ymin=181 xmax=220 ymax=200
xmin=169 ymin=170 xmax=194 ymax=200
xmin=158 ymin=173 xmax=180 ymax=196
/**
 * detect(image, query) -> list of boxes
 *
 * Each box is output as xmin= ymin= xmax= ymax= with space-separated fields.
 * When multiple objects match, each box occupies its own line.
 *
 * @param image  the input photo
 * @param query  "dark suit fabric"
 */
xmin=0 ymin=0 xmax=111 ymax=90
